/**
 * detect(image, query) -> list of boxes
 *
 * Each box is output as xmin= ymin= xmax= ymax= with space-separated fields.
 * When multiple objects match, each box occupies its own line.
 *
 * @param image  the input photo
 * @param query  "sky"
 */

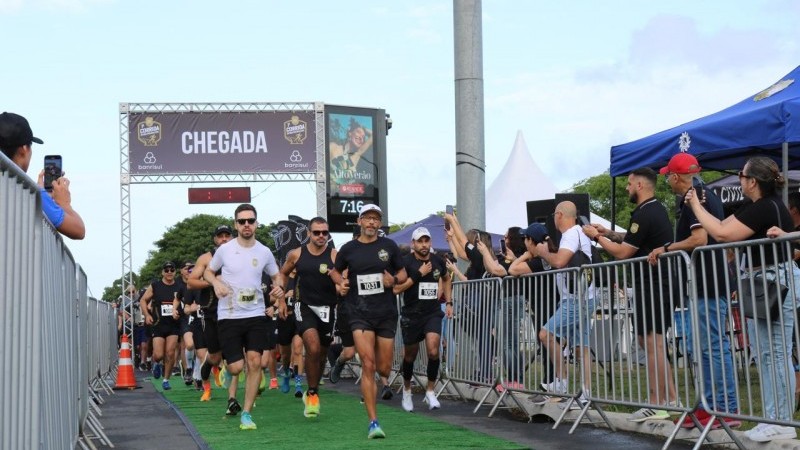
xmin=2 ymin=0 xmax=799 ymax=297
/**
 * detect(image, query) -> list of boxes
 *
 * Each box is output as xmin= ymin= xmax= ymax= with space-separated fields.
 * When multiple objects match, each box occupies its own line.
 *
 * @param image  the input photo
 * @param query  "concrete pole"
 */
xmin=453 ymin=0 xmax=486 ymax=232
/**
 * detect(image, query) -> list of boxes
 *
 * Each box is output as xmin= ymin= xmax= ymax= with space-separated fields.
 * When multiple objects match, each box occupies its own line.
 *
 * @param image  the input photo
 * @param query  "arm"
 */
xmin=279 ymin=248 xmax=301 ymax=280
xmin=647 ymin=226 xmax=707 ymax=264
xmin=536 ymin=245 xmax=574 ymax=269
xmin=45 ymin=174 xmax=86 ymax=240
xmin=508 ymin=252 xmax=534 ymax=276
xmin=445 ymin=213 xmax=470 ymax=261
xmin=187 ymin=253 xmax=212 ymax=290
xmin=685 ymin=189 xmax=753 ymax=242
xmin=590 ymin=223 xmax=625 ymax=243
xmin=477 ymin=240 xmax=507 ymax=277
xmin=445 ymin=226 xmax=467 ymax=261
xmin=269 ymin=271 xmax=287 ymax=318
xmin=445 ymin=259 xmax=467 ymax=281
xmin=583 ymin=225 xmax=637 ymax=259
xmin=139 ymin=286 xmax=154 ymax=325
xmin=442 ymin=269 xmax=453 ymax=318
xmin=203 ymin=266 xmax=230 ymax=298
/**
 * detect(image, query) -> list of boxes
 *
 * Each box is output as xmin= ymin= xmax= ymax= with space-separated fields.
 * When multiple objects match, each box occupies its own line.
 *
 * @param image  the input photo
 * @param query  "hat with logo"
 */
xmin=183 ymin=260 xmax=195 ymax=269
xmin=0 ymin=112 xmax=43 ymax=149
xmin=520 ymin=223 xmax=549 ymax=243
xmin=358 ymin=203 xmax=383 ymax=218
xmin=213 ymin=224 xmax=233 ymax=236
xmin=659 ymin=153 xmax=701 ymax=175
xmin=162 ymin=261 xmax=176 ymax=270
xmin=411 ymin=227 xmax=431 ymax=241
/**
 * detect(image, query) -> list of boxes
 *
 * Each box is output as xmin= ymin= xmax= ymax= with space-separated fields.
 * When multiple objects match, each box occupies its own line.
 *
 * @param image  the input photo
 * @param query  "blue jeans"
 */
xmin=750 ymin=262 xmax=798 ymax=421
xmin=685 ymin=297 xmax=738 ymax=413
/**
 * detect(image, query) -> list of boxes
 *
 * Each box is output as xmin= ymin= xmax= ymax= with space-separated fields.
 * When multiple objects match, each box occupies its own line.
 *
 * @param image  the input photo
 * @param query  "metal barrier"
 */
xmin=0 ymin=152 xmax=117 ymax=449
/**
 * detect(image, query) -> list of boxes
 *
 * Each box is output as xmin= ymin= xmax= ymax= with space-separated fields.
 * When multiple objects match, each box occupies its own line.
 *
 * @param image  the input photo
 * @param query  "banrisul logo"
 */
xmin=138 ymin=117 xmax=162 ymax=147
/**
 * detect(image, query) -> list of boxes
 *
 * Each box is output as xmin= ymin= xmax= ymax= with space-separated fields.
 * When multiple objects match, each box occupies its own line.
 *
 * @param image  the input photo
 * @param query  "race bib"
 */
xmin=308 ymin=305 xmax=331 ymax=323
xmin=160 ymin=303 xmax=174 ymax=316
xmin=237 ymin=288 xmax=257 ymax=305
xmin=418 ymin=282 xmax=438 ymax=300
xmin=357 ymin=273 xmax=384 ymax=296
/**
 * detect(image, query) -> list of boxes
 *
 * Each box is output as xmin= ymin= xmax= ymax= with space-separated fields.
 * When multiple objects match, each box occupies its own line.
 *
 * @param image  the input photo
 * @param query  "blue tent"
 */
xmin=386 ymin=214 xmax=503 ymax=254
xmin=610 ymin=66 xmax=800 ymax=177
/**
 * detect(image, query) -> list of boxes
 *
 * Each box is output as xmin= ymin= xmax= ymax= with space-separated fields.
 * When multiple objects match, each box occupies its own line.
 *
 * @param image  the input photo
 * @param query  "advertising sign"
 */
xmin=128 ymin=111 xmax=315 ymax=174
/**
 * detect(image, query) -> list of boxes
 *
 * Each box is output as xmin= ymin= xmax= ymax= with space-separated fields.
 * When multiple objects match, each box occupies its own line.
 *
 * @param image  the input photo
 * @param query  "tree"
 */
xmin=101 ymin=272 xmax=139 ymax=303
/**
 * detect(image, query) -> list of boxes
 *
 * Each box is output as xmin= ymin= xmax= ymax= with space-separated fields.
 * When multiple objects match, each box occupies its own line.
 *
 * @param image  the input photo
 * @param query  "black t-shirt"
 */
xmin=623 ymin=197 xmax=673 ymax=282
xmin=335 ymin=237 xmax=404 ymax=319
xmin=177 ymin=286 xmax=202 ymax=318
xmin=295 ymin=245 xmax=337 ymax=307
xmin=150 ymin=279 xmax=184 ymax=323
xmin=734 ymin=195 xmax=793 ymax=267
xmin=526 ymin=257 xmax=546 ymax=273
xmin=400 ymin=253 xmax=447 ymax=316
xmin=464 ymin=242 xmax=486 ymax=280
xmin=676 ymin=186 xmax=727 ymax=296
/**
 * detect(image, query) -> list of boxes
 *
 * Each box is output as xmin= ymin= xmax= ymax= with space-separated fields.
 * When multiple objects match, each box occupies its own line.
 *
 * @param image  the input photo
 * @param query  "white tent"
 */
xmin=485 ymin=130 xmax=621 ymax=234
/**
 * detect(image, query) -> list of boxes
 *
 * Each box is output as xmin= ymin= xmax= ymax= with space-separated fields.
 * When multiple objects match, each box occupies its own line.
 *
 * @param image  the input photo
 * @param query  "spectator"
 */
xmin=0 ymin=112 xmax=85 ymax=239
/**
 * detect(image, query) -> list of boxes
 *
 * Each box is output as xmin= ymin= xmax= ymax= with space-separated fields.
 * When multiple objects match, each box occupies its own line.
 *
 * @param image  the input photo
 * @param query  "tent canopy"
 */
xmin=610 ymin=66 xmax=800 ymax=176
xmin=386 ymin=214 xmax=503 ymax=253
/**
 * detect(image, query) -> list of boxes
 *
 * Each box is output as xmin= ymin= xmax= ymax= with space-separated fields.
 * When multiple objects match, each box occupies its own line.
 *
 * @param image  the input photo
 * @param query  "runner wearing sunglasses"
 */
xmin=139 ymin=261 xmax=184 ymax=390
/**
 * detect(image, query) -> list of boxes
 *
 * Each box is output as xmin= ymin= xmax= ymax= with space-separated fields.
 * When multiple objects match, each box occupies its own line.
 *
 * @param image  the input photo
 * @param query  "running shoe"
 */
xmin=401 ymin=388 xmax=413 ymax=412
xmin=381 ymin=385 xmax=393 ymax=400
xmin=303 ymin=391 xmax=320 ymax=417
xmin=221 ymin=366 xmax=232 ymax=389
xmin=269 ymin=378 xmax=278 ymax=390
xmin=194 ymin=379 xmax=203 ymax=391
xmin=540 ymin=378 xmax=567 ymax=394
xmin=258 ymin=373 xmax=267 ymax=394
xmin=226 ymin=398 xmax=242 ymax=416
xmin=425 ymin=390 xmax=440 ymax=410
xmin=212 ymin=366 xmax=222 ymax=387
xmin=200 ymin=388 xmax=212 ymax=402
xmin=162 ymin=379 xmax=171 ymax=391
xmin=368 ymin=420 xmax=385 ymax=439
xmin=281 ymin=372 xmax=291 ymax=394
xmin=152 ymin=362 xmax=162 ymax=380
xmin=239 ymin=412 xmax=257 ymax=430
xmin=184 ymin=372 xmax=193 ymax=386
xmin=748 ymin=424 xmax=796 ymax=442
xmin=628 ymin=407 xmax=669 ymax=422
xmin=294 ymin=376 xmax=303 ymax=398
xmin=329 ymin=359 xmax=345 ymax=384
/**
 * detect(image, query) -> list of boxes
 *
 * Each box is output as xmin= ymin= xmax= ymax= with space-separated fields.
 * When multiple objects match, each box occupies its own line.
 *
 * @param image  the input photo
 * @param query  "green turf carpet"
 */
xmin=152 ymin=379 xmax=526 ymax=449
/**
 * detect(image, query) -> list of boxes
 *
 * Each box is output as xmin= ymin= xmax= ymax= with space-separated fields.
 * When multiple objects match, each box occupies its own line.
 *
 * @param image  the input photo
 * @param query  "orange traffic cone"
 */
xmin=113 ymin=334 xmax=139 ymax=390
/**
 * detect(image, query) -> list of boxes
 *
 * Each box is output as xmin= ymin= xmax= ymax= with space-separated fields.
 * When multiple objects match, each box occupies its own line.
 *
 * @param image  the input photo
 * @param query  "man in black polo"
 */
xmin=280 ymin=217 xmax=338 ymax=418
xmin=140 ymin=261 xmax=184 ymax=391
xmin=329 ymin=204 xmax=407 ymax=439
xmin=393 ymin=227 xmax=452 ymax=412
xmin=583 ymin=167 xmax=679 ymax=422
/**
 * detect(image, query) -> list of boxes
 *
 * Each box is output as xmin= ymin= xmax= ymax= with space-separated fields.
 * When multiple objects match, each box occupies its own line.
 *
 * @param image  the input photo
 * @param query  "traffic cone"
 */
xmin=113 ymin=334 xmax=140 ymax=390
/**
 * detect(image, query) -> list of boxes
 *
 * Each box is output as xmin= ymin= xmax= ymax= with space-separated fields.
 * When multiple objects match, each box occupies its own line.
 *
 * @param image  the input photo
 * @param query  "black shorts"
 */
xmin=133 ymin=325 xmax=149 ymax=345
xmin=334 ymin=304 xmax=354 ymax=347
xmin=277 ymin=313 xmax=298 ymax=347
xmin=218 ymin=316 xmax=269 ymax=364
xmin=192 ymin=317 xmax=222 ymax=354
xmin=151 ymin=318 xmax=180 ymax=338
xmin=265 ymin=316 xmax=278 ymax=350
xmin=350 ymin=310 xmax=398 ymax=339
xmin=180 ymin=316 xmax=192 ymax=336
xmin=634 ymin=279 xmax=675 ymax=336
xmin=295 ymin=302 xmax=336 ymax=347
xmin=400 ymin=309 xmax=444 ymax=345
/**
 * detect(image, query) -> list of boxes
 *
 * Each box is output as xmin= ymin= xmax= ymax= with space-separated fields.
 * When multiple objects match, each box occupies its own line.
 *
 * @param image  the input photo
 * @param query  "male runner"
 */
xmin=393 ymin=227 xmax=452 ymax=412
xmin=280 ymin=217 xmax=338 ymax=417
xmin=204 ymin=204 xmax=286 ymax=430
xmin=329 ymin=204 xmax=407 ymax=439
xmin=140 ymin=261 xmax=183 ymax=390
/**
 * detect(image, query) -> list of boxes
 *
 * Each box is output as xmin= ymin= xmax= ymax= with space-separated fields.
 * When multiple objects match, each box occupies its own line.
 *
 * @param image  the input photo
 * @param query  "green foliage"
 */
xmin=101 ymin=272 xmax=139 ymax=303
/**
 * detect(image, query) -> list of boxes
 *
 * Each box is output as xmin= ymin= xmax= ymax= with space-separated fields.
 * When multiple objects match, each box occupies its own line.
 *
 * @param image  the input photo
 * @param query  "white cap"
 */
xmin=411 ymin=227 xmax=431 ymax=241
xmin=359 ymin=203 xmax=383 ymax=218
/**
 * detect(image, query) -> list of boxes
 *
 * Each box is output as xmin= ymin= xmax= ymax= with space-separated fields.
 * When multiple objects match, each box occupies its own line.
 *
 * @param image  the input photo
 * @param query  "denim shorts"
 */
xmin=543 ymin=296 xmax=597 ymax=347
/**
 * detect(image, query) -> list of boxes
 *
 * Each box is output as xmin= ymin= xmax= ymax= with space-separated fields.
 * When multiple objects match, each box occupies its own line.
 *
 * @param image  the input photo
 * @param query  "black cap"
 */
xmin=162 ymin=261 xmax=176 ymax=270
xmin=0 ymin=112 xmax=43 ymax=149
xmin=214 ymin=224 xmax=233 ymax=236
xmin=182 ymin=260 xmax=195 ymax=268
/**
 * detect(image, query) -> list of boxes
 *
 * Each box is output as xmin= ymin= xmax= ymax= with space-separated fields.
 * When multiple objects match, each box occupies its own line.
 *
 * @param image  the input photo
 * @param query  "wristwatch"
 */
xmin=663 ymin=242 xmax=672 ymax=253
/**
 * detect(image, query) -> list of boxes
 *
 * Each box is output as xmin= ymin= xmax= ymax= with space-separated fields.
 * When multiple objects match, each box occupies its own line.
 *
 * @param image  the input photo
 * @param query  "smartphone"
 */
xmin=578 ymin=215 xmax=590 ymax=227
xmin=692 ymin=177 xmax=705 ymax=202
xmin=43 ymin=155 xmax=62 ymax=192
xmin=445 ymin=205 xmax=454 ymax=230
xmin=499 ymin=239 xmax=506 ymax=255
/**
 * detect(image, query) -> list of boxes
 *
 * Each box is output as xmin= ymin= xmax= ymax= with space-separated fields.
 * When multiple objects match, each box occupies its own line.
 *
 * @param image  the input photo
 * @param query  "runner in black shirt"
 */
xmin=139 ymin=261 xmax=183 ymax=391
xmin=330 ymin=204 xmax=407 ymax=439
xmin=280 ymin=216 xmax=338 ymax=418
xmin=393 ymin=227 xmax=451 ymax=412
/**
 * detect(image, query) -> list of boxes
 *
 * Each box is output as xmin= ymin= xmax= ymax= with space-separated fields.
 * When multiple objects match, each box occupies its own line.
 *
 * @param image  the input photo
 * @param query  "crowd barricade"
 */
xmin=0 ymin=152 xmax=116 ymax=449
xmin=685 ymin=235 xmax=800 ymax=449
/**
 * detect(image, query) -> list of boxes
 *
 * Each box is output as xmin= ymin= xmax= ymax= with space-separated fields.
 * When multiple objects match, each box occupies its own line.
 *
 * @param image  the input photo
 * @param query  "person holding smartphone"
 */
xmin=0 ymin=112 xmax=85 ymax=239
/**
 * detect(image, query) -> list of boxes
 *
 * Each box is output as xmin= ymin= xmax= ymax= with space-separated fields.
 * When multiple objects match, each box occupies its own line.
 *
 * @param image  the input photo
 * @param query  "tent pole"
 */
xmin=611 ymin=176 xmax=617 ymax=230
xmin=783 ymin=142 xmax=789 ymax=205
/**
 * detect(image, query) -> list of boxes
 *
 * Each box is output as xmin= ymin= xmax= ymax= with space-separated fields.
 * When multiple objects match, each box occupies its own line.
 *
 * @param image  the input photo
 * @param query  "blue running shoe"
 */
xmin=162 ymin=379 xmax=171 ymax=391
xmin=153 ymin=363 xmax=162 ymax=379
xmin=239 ymin=412 xmax=257 ymax=430
xmin=280 ymin=372 xmax=290 ymax=394
xmin=294 ymin=376 xmax=303 ymax=398
xmin=368 ymin=420 xmax=385 ymax=439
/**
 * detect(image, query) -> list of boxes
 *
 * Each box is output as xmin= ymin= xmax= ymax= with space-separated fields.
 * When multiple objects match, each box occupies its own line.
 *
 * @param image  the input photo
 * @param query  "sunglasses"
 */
xmin=236 ymin=218 xmax=256 ymax=225
xmin=163 ymin=268 xmax=175 ymax=273
xmin=311 ymin=230 xmax=330 ymax=236
xmin=738 ymin=171 xmax=753 ymax=179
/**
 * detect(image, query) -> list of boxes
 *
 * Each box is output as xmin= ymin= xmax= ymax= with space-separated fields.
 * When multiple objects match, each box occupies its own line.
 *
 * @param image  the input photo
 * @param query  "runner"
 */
xmin=204 ymin=204 xmax=286 ymax=431
xmin=280 ymin=216 xmax=338 ymax=417
xmin=139 ymin=261 xmax=183 ymax=390
xmin=393 ymin=227 xmax=452 ymax=412
xmin=329 ymin=204 xmax=408 ymax=439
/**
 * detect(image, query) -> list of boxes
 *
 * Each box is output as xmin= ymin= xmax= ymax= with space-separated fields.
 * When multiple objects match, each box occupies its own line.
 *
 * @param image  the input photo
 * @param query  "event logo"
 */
xmin=284 ymin=116 xmax=307 ymax=144
xmin=137 ymin=117 xmax=162 ymax=147
xmin=754 ymin=79 xmax=794 ymax=101
xmin=678 ymin=132 xmax=691 ymax=152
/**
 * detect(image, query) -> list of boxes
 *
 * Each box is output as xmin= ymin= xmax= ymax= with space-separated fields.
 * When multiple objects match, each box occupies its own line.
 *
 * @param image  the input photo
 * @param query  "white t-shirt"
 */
xmin=557 ymin=225 xmax=594 ymax=298
xmin=208 ymin=239 xmax=279 ymax=320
